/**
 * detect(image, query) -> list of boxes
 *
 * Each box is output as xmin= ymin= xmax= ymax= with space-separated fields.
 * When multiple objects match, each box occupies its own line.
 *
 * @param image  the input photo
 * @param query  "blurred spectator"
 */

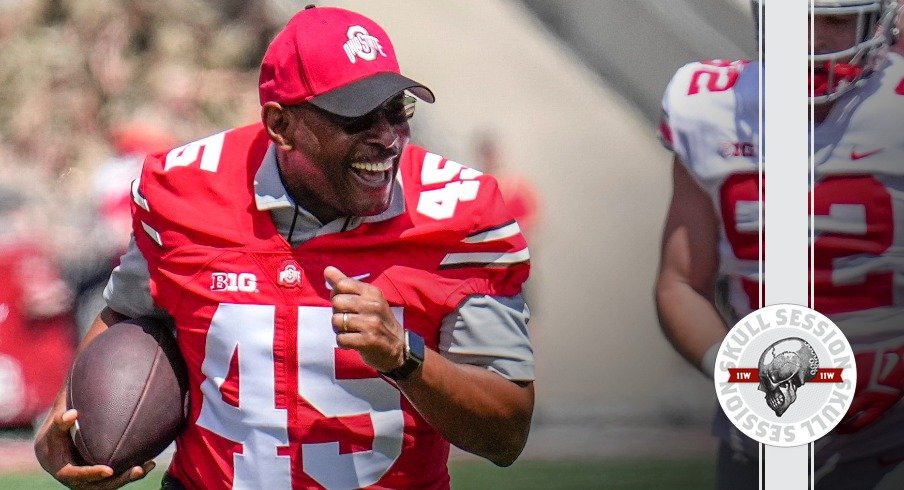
xmin=474 ymin=131 xmax=542 ymax=238
xmin=95 ymin=122 xmax=176 ymax=251
xmin=68 ymin=122 xmax=177 ymax=335
xmin=0 ymin=188 xmax=76 ymax=430
xmin=0 ymin=1 xmax=285 ymax=332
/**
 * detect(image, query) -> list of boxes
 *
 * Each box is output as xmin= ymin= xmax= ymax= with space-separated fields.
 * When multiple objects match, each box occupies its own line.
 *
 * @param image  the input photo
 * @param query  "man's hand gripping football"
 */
xmin=325 ymin=266 xmax=406 ymax=374
xmin=34 ymin=405 xmax=154 ymax=489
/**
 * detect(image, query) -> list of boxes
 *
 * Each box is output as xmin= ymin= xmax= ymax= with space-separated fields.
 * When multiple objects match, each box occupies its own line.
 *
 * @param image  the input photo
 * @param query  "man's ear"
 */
xmin=262 ymin=102 xmax=294 ymax=151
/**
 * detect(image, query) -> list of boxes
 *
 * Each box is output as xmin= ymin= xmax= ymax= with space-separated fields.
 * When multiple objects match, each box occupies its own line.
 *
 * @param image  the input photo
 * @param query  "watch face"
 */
xmin=406 ymin=330 xmax=426 ymax=362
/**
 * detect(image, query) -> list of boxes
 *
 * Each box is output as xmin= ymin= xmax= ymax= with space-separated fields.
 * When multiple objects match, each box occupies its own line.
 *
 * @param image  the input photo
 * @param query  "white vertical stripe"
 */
xmin=765 ymin=445 xmax=810 ymax=489
xmin=765 ymin=1 xmax=809 ymax=307
xmin=762 ymin=0 xmax=811 ymax=489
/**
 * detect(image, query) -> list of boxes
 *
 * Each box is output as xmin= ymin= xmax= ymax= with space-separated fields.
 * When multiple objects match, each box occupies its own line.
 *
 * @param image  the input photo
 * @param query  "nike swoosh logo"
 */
xmin=325 ymin=273 xmax=371 ymax=290
xmin=850 ymin=148 xmax=883 ymax=160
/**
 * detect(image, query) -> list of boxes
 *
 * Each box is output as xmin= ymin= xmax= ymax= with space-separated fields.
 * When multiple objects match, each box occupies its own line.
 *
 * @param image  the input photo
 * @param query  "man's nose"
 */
xmin=365 ymin=112 xmax=400 ymax=149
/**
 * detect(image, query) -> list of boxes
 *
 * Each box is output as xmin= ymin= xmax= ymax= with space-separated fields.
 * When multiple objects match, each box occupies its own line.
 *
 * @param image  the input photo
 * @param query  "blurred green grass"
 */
xmin=0 ymin=459 xmax=714 ymax=489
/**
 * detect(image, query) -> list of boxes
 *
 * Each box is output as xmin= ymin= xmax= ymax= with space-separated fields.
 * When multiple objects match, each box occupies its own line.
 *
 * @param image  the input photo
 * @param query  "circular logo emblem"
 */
xmin=714 ymin=304 xmax=856 ymax=447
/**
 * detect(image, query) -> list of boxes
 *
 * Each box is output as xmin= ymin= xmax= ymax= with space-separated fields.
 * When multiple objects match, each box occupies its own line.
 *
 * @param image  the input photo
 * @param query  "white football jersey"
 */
xmin=661 ymin=55 xmax=904 ymax=341
xmin=660 ymin=59 xmax=761 ymax=324
xmin=661 ymin=54 xmax=904 ymax=459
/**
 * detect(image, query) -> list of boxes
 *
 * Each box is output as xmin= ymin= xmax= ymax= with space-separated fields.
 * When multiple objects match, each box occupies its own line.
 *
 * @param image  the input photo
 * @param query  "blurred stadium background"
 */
xmin=0 ymin=0 xmax=754 ymax=487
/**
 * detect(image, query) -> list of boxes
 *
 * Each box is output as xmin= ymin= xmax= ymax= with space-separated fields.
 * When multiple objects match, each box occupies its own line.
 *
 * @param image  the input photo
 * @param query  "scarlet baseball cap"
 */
xmin=259 ymin=5 xmax=434 ymax=118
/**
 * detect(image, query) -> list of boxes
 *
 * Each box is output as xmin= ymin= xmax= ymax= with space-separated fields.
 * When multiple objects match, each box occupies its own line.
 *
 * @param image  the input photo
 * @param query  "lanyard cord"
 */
xmin=287 ymin=204 xmax=300 ymax=245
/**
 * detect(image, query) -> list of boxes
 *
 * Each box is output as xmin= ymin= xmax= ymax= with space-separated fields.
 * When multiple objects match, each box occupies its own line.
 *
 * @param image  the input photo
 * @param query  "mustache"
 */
xmin=352 ymin=148 xmax=401 ymax=163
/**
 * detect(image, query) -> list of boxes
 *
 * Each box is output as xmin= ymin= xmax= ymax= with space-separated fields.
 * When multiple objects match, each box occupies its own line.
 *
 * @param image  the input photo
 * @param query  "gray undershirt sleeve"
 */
xmin=439 ymin=294 xmax=535 ymax=381
xmin=102 ymin=237 xmax=170 ymax=320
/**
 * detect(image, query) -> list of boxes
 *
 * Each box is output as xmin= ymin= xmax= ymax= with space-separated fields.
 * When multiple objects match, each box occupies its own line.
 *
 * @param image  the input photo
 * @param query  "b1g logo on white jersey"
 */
xmin=211 ymin=272 xmax=258 ymax=293
xmin=714 ymin=304 xmax=856 ymax=447
xmin=343 ymin=26 xmax=386 ymax=63
xmin=718 ymin=141 xmax=757 ymax=158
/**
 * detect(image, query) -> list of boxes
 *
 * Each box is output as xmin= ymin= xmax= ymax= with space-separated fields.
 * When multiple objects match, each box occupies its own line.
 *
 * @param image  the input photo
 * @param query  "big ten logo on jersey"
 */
xmin=719 ymin=141 xmax=757 ymax=159
xmin=687 ymin=60 xmax=749 ymax=95
xmin=417 ymin=152 xmax=483 ymax=220
xmin=210 ymin=272 xmax=258 ymax=293
xmin=720 ymin=173 xmax=895 ymax=314
xmin=164 ymin=132 xmax=226 ymax=173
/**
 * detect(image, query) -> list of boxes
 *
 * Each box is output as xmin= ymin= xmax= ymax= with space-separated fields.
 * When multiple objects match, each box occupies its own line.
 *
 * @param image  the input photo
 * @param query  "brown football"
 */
xmin=67 ymin=317 xmax=188 ymax=474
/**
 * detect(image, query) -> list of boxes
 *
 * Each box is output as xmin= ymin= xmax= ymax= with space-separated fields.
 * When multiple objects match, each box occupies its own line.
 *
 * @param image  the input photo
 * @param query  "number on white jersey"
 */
xmin=686 ymin=60 xmax=747 ymax=96
xmin=720 ymin=175 xmax=895 ymax=313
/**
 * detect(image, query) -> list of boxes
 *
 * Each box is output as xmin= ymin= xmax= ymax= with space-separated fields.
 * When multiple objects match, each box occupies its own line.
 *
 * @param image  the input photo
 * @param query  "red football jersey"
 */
xmin=131 ymin=123 xmax=529 ymax=489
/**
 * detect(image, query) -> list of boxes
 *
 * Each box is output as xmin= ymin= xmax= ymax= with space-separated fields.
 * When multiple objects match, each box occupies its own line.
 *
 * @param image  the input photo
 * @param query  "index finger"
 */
xmin=56 ymin=463 xmax=115 ymax=483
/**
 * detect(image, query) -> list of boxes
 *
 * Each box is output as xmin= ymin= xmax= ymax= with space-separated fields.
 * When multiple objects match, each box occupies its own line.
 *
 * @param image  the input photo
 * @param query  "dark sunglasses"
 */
xmin=315 ymin=94 xmax=416 ymax=134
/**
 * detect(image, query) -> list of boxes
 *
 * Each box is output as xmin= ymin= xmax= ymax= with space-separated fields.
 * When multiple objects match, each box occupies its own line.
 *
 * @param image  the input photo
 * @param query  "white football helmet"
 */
xmin=752 ymin=0 xmax=901 ymax=103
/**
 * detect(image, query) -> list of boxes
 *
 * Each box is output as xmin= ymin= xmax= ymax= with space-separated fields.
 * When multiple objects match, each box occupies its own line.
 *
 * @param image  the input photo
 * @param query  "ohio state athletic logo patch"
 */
xmin=277 ymin=261 xmax=303 ymax=288
xmin=714 ymin=304 xmax=856 ymax=447
xmin=343 ymin=25 xmax=386 ymax=63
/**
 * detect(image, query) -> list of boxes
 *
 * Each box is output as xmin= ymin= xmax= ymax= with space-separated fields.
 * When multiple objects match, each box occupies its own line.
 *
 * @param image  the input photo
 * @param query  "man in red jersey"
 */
xmin=35 ymin=6 xmax=535 ymax=489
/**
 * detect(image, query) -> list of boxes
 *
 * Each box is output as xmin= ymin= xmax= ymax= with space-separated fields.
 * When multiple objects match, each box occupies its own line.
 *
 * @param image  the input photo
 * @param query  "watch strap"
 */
xmin=381 ymin=330 xmax=425 ymax=381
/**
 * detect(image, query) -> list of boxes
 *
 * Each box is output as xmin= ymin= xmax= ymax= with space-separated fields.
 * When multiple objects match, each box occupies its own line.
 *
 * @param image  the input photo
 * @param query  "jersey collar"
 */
xmin=253 ymin=143 xmax=405 ymax=241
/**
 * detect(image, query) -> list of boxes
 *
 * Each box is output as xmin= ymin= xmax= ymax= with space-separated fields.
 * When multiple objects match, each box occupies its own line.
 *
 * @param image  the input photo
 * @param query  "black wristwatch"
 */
xmin=381 ymin=330 xmax=425 ymax=381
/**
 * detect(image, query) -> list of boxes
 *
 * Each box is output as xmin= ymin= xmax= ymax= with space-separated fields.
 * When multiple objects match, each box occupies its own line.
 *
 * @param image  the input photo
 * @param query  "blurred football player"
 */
xmin=34 ymin=6 xmax=535 ymax=489
xmin=655 ymin=0 xmax=904 ymax=488
xmin=0 ymin=188 xmax=76 ymax=431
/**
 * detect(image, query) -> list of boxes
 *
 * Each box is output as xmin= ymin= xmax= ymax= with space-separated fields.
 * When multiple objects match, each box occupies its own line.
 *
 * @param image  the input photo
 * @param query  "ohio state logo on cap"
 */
xmin=343 ymin=26 xmax=386 ymax=63
xmin=259 ymin=7 xmax=434 ymax=118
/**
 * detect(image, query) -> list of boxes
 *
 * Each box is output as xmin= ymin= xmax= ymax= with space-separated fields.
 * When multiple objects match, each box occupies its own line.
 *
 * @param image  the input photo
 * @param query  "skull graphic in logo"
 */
xmin=757 ymin=338 xmax=819 ymax=417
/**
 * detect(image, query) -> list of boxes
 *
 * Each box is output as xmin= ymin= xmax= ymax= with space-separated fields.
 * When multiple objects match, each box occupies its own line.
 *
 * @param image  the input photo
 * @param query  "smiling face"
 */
xmin=263 ymin=94 xmax=412 ymax=224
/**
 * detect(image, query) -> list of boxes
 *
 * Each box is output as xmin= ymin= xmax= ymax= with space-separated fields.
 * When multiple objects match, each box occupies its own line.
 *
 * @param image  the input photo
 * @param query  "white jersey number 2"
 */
xmin=196 ymin=304 xmax=404 ymax=489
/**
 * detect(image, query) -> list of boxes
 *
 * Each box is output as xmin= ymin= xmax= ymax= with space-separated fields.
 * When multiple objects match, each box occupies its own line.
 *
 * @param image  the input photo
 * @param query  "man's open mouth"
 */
xmin=350 ymin=160 xmax=393 ymax=186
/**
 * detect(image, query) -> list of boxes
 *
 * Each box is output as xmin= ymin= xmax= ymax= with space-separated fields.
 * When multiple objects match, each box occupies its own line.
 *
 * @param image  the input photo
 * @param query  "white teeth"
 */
xmin=351 ymin=161 xmax=392 ymax=172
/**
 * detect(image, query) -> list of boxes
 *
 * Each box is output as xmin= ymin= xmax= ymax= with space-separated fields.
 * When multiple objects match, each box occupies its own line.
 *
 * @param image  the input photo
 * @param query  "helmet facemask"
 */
xmin=751 ymin=0 xmax=900 ymax=103
xmin=811 ymin=1 xmax=899 ymax=103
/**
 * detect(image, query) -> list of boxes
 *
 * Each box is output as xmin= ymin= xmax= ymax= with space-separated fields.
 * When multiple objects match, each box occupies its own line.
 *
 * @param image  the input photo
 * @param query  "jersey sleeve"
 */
xmin=659 ymin=59 xmax=753 ymax=175
xmin=438 ymin=294 xmax=534 ymax=381
xmin=439 ymin=174 xmax=530 ymax=296
xmin=659 ymin=62 xmax=698 ymax=163
xmin=398 ymin=146 xmax=531 ymax=307
xmin=103 ymin=236 xmax=170 ymax=320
